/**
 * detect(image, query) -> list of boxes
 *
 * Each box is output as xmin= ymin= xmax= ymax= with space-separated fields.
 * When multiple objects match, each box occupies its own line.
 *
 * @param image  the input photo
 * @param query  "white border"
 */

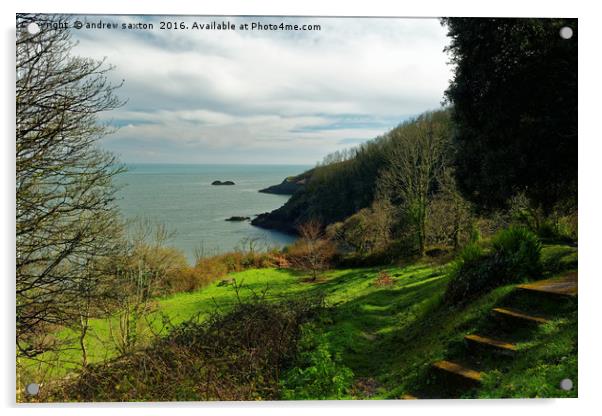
xmin=3 ymin=1 xmax=600 ymax=415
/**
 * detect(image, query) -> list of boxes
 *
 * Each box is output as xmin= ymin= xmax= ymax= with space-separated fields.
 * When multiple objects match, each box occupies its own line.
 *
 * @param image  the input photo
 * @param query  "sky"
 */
xmin=69 ymin=15 xmax=452 ymax=165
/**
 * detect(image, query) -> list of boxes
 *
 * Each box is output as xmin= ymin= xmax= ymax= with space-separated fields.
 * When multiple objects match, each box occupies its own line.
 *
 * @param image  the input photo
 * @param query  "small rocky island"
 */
xmin=211 ymin=180 xmax=235 ymax=186
xmin=225 ymin=216 xmax=251 ymax=222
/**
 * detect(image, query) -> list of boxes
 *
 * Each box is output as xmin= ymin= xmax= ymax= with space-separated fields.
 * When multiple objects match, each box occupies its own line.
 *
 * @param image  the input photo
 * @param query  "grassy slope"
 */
xmin=21 ymin=244 xmax=578 ymax=399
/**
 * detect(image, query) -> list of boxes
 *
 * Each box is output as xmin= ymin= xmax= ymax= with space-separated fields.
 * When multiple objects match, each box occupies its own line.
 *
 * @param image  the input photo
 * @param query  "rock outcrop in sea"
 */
xmin=211 ymin=180 xmax=235 ymax=186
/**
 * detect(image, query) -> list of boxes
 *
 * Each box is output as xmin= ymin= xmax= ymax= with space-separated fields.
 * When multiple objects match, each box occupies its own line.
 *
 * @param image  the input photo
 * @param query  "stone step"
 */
xmin=516 ymin=273 xmax=578 ymax=297
xmin=465 ymin=334 xmax=517 ymax=353
xmin=492 ymin=307 xmax=549 ymax=324
xmin=432 ymin=360 xmax=482 ymax=383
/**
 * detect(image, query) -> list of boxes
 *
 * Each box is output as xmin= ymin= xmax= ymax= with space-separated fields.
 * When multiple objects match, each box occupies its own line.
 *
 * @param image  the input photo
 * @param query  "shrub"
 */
xmin=168 ymin=267 xmax=204 ymax=293
xmin=456 ymin=242 xmax=485 ymax=265
xmin=444 ymin=243 xmax=494 ymax=304
xmin=42 ymin=295 xmax=326 ymax=402
xmin=491 ymin=226 xmax=542 ymax=278
xmin=280 ymin=324 xmax=354 ymax=400
xmin=267 ymin=251 xmax=291 ymax=268
xmin=445 ymin=227 xmax=541 ymax=304
xmin=536 ymin=215 xmax=577 ymax=242
xmin=508 ymin=192 xmax=577 ymax=242
xmin=163 ymin=250 xmax=282 ymax=295
xmin=326 ymin=199 xmax=393 ymax=256
xmin=425 ymin=170 xmax=473 ymax=250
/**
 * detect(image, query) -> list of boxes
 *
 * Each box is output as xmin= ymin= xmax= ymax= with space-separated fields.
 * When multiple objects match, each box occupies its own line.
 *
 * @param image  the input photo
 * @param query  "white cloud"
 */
xmin=69 ymin=15 xmax=452 ymax=163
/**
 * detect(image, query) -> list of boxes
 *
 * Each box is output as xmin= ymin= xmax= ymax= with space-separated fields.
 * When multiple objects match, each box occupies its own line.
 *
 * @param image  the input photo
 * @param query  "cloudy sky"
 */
xmin=70 ymin=15 xmax=452 ymax=164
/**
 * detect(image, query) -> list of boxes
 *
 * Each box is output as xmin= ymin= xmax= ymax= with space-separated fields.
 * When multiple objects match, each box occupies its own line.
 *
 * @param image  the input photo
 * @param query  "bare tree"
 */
xmin=289 ymin=220 xmax=335 ymax=281
xmin=377 ymin=112 xmax=451 ymax=256
xmin=106 ymin=219 xmax=183 ymax=354
xmin=16 ymin=14 xmax=125 ymax=358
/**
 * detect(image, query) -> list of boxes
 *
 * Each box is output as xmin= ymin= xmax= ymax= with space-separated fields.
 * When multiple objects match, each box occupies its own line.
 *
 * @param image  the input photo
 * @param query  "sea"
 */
xmin=114 ymin=164 xmax=309 ymax=263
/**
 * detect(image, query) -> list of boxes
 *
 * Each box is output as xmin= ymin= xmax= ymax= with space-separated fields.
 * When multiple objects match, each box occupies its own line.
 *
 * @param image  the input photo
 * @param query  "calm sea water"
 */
xmin=114 ymin=164 xmax=309 ymax=263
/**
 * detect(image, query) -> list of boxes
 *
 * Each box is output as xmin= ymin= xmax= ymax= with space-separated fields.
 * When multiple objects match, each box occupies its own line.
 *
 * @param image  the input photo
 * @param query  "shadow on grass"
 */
xmin=393 ymin=270 xmax=578 ymax=399
xmin=314 ymin=271 xmax=450 ymax=380
xmin=541 ymin=245 xmax=578 ymax=276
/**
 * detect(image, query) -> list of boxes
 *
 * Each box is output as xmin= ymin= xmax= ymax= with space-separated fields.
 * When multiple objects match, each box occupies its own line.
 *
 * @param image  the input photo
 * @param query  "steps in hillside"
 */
xmin=492 ymin=307 xmax=549 ymax=325
xmin=420 ymin=272 xmax=576 ymax=399
xmin=465 ymin=334 xmax=517 ymax=354
xmin=517 ymin=273 xmax=578 ymax=298
xmin=432 ymin=360 xmax=482 ymax=383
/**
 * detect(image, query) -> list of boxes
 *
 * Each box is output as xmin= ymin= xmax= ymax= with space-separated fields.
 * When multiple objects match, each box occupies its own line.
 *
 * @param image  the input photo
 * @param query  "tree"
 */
xmin=288 ymin=220 xmax=335 ymax=281
xmin=16 ymin=14 xmax=125 ymax=358
xmin=377 ymin=111 xmax=452 ymax=256
xmin=425 ymin=167 xmax=473 ymax=250
xmin=105 ymin=220 xmax=183 ymax=354
xmin=72 ymin=257 xmax=123 ymax=368
xmin=326 ymin=199 xmax=394 ymax=256
xmin=441 ymin=18 xmax=577 ymax=212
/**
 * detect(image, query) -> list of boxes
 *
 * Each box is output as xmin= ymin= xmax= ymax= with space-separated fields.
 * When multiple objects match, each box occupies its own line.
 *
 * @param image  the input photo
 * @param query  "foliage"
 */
xmin=148 ymin=235 xmax=289 ymax=295
xmin=20 ymin=244 xmax=575 ymax=401
xmin=170 ymin=250 xmax=279 ymax=293
xmin=41 ymin=294 xmax=325 ymax=402
xmin=280 ymin=324 xmax=354 ymax=400
xmin=425 ymin=168 xmax=473 ymax=249
xmin=509 ymin=192 xmax=577 ymax=242
xmin=326 ymin=199 xmax=394 ymax=257
xmin=442 ymin=18 xmax=577 ymax=212
xmin=377 ymin=110 xmax=453 ymax=256
xmin=103 ymin=220 xmax=186 ymax=355
xmin=254 ymin=110 xmax=451 ymax=238
xmin=445 ymin=226 xmax=541 ymax=304
xmin=16 ymin=13 xmax=125 ymax=358
xmin=256 ymin=109 xmax=461 ymax=261
xmin=491 ymin=226 xmax=542 ymax=278
xmin=288 ymin=220 xmax=337 ymax=281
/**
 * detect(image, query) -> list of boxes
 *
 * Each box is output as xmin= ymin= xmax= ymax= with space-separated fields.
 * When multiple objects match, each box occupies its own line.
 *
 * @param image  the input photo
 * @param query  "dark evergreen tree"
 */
xmin=442 ymin=18 xmax=577 ymax=212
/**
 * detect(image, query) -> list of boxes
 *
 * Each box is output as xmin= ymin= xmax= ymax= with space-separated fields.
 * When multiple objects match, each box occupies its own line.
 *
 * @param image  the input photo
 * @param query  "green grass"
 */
xmin=20 ymin=244 xmax=578 ymax=400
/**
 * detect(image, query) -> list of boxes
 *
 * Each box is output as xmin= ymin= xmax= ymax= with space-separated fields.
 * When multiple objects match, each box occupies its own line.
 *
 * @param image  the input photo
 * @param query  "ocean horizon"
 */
xmin=114 ymin=163 xmax=311 ymax=263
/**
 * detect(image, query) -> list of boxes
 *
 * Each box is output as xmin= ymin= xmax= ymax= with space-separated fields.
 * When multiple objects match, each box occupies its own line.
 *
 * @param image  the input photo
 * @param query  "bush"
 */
xmin=491 ymin=226 xmax=542 ymax=278
xmin=280 ymin=324 xmax=354 ymax=400
xmin=326 ymin=199 xmax=393 ymax=257
xmin=537 ymin=216 xmax=577 ymax=243
xmin=445 ymin=227 xmax=541 ymax=304
xmin=508 ymin=192 xmax=577 ymax=242
xmin=165 ymin=250 xmax=284 ymax=294
xmin=42 ymin=295 xmax=326 ymax=402
xmin=444 ymin=243 xmax=494 ymax=304
xmin=456 ymin=242 xmax=485 ymax=264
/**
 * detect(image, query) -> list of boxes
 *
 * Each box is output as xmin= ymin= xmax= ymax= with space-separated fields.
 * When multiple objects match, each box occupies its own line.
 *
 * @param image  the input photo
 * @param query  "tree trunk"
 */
xmin=79 ymin=315 xmax=89 ymax=368
xmin=418 ymin=206 xmax=427 ymax=257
